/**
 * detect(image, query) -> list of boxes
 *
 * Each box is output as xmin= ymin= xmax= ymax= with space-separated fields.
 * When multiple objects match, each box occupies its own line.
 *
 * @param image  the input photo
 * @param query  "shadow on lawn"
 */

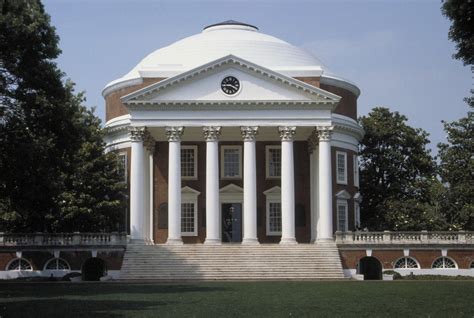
xmin=0 ymin=298 xmax=173 ymax=318
xmin=0 ymin=283 xmax=229 ymax=298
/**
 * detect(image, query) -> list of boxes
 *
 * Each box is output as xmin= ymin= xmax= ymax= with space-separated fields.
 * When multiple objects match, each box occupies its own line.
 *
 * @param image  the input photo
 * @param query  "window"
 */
xmin=266 ymin=146 xmax=281 ymax=178
xmin=221 ymin=146 xmax=242 ymax=179
xmin=181 ymin=186 xmax=200 ymax=236
xmin=353 ymin=155 xmax=359 ymax=187
xmin=264 ymin=186 xmax=281 ymax=235
xmin=181 ymin=145 xmax=198 ymax=179
xmin=181 ymin=202 xmax=197 ymax=236
xmin=6 ymin=258 xmax=33 ymax=271
xmin=44 ymin=258 xmax=70 ymax=271
xmin=394 ymin=257 xmax=419 ymax=269
xmin=117 ymin=152 xmax=127 ymax=183
xmin=336 ymin=151 xmax=347 ymax=184
xmin=337 ymin=200 xmax=348 ymax=231
xmin=354 ymin=202 xmax=361 ymax=229
xmin=432 ymin=257 xmax=457 ymax=269
xmin=267 ymin=201 xmax=282 ymax=235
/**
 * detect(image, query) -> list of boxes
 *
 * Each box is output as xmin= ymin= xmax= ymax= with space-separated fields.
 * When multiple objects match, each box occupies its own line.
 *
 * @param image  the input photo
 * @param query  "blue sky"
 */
xmin=42 ymin=0 xmax=472 ymax=152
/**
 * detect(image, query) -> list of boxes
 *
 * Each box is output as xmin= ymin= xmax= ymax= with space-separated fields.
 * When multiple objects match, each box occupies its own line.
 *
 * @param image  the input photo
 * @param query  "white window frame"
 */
xmin=43 ymin=258 xmax=71 ymax=271
xmin=353 ymin=154 xmax=359 ymax=188
xmin=181 ymin=145 xmax=198 ymax=180
xmin=393 ymin=257 xmax=420 ymax=269
xmin=118 ymin=152 xmax=128 ymax=183
xmin=181 ymin=186 xmax=200 ymax=236
xmin=6 ymin=258 xmax=33 ymax=271
xmin=336 ymin=199 xmax=348 ymax=232
xmin=266 ymin=145 xmax=281 ymax=179
xmin=220 ymin=145 xmax=242 ymax=179
xmin=431 ymin=256 xmax=458 ymax=269
xmin=336 ymin=151 xmax=348 ymax=185
xmin=264 ymin=186 xmax=282 ymax=236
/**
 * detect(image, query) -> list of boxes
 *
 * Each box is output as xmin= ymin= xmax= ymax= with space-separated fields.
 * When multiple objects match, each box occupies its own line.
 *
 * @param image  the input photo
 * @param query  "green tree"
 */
xmin=359 ymin=107 xmax=445 ymax=231
xmin=0 ymin=0 xmax=125 ymax=232
xmin=442 ymin=0 xmax=474 ymax=66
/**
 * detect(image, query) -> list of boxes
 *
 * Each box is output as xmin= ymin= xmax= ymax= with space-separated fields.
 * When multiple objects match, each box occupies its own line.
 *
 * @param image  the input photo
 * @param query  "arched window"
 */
xmin=44 ymin=258 xmax=70 ymax=271
xmin=394 ymin=257 xmax=420 ymax=269
xmin=432 ymin=257 xmax=457 ymax=269
xmin=6 ymin=258 xmax=33 ymax=271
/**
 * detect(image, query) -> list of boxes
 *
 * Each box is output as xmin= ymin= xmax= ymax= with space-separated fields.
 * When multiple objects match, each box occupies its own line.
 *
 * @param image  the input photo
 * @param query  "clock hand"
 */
xmin=223 ymin=84 xmax=238 ymax=90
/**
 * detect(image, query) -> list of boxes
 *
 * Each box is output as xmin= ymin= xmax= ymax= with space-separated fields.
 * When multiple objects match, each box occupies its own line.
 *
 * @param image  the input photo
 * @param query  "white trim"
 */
xmin=265 ymin=145 xmax=281 ymax=179
xmin=181 ymin=186 xmax=200 ymax=236
xmin=431 ymin=256 xmax=458 ymax=269
xmin=118 ymin=152 xmax=128 ymax=183
xmin=43 ymin=258 xmax=71 ymax=271
xmin=336 ymin=199 xmax=348 ymax=232
xmin=264 ymin=186 xmax=282 ymax=236
xmin=353 ymin=154 xmax=359 ymax=188
xmin=121 ymin=55 xmax=341 ymax=104
xmin=336 ymin=151 xmax=348 ymax=185
xmin=181 ymin=145 xmax=198 ymax=180
xmin=220 ymin=145 xmax=242 ymax=179
xmin=5 ymin=258 xmax=33 ymax=271
xmin=393 ymin=256 xmax=420 ymax=269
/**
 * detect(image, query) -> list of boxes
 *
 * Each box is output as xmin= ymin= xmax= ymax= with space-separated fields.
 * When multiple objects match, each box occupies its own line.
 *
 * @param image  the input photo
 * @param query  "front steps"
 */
xmin=120 ymin=243 xmax=345 ymax=281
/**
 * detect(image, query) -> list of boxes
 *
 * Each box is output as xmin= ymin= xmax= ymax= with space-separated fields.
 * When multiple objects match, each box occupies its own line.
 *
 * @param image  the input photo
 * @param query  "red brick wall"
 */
xmin=339 ymin=249 xmax=474 ymax=269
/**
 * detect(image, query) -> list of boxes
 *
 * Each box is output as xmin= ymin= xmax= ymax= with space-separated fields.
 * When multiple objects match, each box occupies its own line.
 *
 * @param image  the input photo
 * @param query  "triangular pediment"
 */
xmin=219 ymin=183 xmax=243 ymax=193
xmin=121 ymin=55 xmax=340 ymax=106
xmin=335 ymin=190 xmax=351 ymax=200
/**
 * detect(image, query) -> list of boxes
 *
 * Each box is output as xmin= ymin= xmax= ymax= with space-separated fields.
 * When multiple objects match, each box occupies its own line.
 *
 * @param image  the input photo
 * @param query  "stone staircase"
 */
xmin=120 ymin=243 xmax=345 ymax=281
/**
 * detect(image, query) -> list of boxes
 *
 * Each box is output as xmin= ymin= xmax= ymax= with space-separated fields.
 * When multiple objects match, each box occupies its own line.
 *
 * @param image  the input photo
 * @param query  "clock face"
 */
xmin=221 ymin=76 xmax=240 ymax=95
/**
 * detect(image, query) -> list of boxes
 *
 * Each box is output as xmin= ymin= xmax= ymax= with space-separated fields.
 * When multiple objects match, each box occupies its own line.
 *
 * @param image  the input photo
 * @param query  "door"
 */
xmin=221 ymin=203 xmax=242 ymax=242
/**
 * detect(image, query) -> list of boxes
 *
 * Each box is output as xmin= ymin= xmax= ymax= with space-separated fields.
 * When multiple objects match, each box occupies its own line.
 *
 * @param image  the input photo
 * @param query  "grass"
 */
xmin=0 ymin=281 xmax=473 ymax=317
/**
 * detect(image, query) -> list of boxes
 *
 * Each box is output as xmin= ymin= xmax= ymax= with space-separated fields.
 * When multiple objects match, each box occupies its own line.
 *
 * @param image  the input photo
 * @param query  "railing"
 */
xmin=335 ymin=231 xmax=474 ymax=245
xmin=0 ymin=232 xmax=127 ymax=246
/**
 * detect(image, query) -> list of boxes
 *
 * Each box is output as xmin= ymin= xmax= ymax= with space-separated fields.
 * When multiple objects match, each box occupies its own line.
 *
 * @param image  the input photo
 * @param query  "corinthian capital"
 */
xmin=165 ymin=126 xmax=184 ymax=142
xmin=278 ymin=126 xmax=296 ymax=141
xmin=241 ymin=126 xmax=258 ymax=141
xmin=129 ymin=126 xmax=146 ymax=142
xmin=202 ymin=126 xmax=221 ymax=141
xmin=317 ymin=126 xmax=334 ymax=142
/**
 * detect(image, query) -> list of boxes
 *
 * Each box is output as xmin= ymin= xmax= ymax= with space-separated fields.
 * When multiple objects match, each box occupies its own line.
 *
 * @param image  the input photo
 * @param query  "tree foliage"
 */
xmin=359 ymin=107 xmax=445 ymax=231
xmin=0 ymin=0 xmax=125 ymax=232
xmin=442 ymin=0 xmax=474 ymax=66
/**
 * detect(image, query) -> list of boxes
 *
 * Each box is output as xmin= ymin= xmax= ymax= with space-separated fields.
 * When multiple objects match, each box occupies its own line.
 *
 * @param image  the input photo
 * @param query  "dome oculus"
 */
xmin=221 ymin=76 xmax=240 ymax=95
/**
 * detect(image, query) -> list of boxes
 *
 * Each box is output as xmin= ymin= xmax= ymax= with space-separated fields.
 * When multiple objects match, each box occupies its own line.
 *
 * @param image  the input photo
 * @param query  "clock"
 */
xmin=221 ymin=76 xmax=240 ymax=95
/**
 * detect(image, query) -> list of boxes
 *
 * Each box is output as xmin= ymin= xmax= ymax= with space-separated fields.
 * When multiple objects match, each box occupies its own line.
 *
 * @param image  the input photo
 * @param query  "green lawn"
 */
xmin=0 ymin=281 xmax=473 ymax=317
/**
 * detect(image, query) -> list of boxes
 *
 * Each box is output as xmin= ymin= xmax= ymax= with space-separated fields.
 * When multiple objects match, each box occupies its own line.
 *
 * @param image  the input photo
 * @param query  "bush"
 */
xmin=383 ymin=270 xmax=403 ymax=280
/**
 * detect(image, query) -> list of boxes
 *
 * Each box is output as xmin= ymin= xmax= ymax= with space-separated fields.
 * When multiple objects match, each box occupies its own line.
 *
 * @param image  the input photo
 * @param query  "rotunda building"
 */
xmin=103 ymin=20 xmax=363 ymax=245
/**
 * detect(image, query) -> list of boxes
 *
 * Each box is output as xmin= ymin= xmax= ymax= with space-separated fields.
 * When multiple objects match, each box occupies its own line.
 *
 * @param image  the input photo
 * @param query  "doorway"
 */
xmin=221 ymin=203 xmax=242 ymax=242
xmin=358 ymin=256 xmax=382 ymax=280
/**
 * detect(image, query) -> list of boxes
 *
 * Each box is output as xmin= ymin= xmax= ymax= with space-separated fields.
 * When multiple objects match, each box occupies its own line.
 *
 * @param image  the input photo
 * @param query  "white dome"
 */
xmin=104 ymin=21 xmax=356 ymax=95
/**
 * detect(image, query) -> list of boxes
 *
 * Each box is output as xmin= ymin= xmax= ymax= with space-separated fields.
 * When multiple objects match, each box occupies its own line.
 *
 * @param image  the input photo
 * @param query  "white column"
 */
xmin=203 ymin=126 xmax=221 ymax=245
xmin=279 ymin=126 xmax=297 ymax=245
xmin=143 ymin=147 xmax=150 ymax=241
xmin=129 ymin=126 xmax=146 ymax=243
xmin=317 ymin=126 xmax=334 ymax=241
xmin=308 ymin=130 xmax=319 ymax=243
xmin=166 ymin=126 xmax=184 ymax=245
xmin=144 ymin=133 xmax=155 ymax=244
xmin=241 ymin=126 xmax=259 ymax=244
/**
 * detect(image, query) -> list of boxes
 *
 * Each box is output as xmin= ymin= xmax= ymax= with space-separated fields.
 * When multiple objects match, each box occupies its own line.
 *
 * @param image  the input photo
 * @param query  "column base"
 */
xmin=204 ymin=238 xmax=222 ymax=245
xmin=242 ymin=238 xmax=259 ymax=245
xmin=279 ymin=237 xmax=297 ymax=245
xmin=166 ymin=238 xmax=183 ymax=245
